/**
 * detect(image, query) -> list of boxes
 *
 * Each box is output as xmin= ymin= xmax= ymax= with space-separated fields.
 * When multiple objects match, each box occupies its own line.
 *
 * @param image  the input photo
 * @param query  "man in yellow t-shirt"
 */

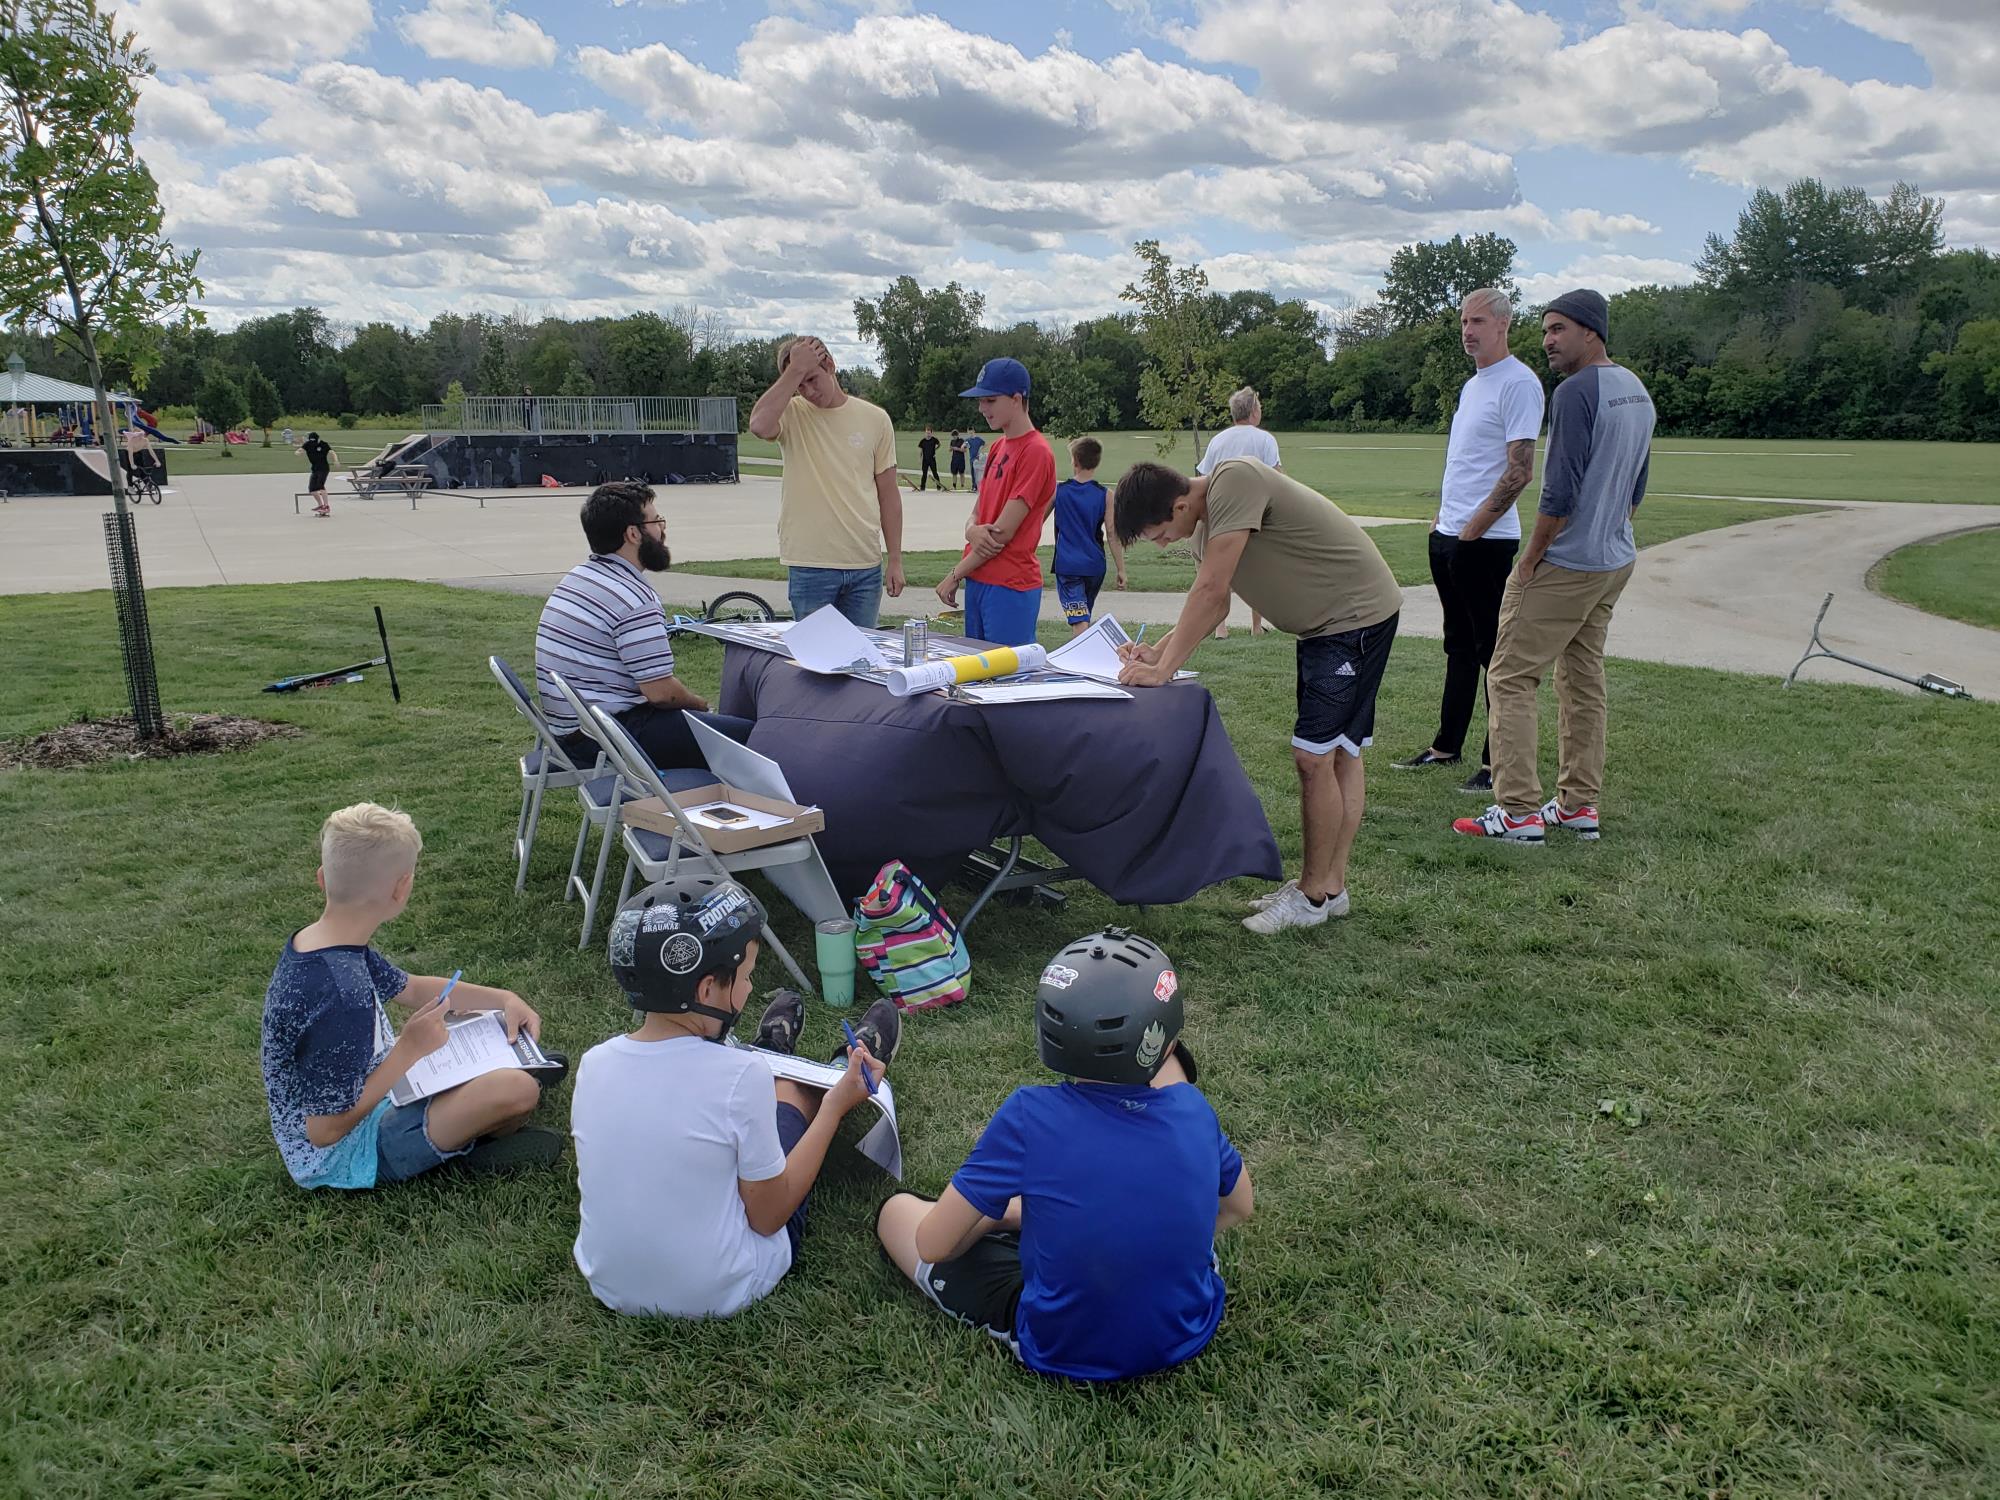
xmin=747 ymin=336 xmax=906 ymax=627
xmin=1111 ymin=458 xmax=1402 ymax=936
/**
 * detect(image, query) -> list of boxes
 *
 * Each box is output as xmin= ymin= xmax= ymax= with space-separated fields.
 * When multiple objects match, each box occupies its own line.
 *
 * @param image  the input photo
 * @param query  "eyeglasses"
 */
xmin=637 ymin=517 xmax=667 ymax=533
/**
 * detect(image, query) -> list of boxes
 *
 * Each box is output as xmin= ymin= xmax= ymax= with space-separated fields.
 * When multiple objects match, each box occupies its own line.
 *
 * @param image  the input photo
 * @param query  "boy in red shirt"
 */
xmin=935 ymin=358 xmax=1057 ymax=647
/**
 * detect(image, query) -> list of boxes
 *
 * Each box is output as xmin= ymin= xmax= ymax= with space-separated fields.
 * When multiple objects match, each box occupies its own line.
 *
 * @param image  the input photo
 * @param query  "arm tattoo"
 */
xmin=1485 ymin=439 xmax=1536 ymax=512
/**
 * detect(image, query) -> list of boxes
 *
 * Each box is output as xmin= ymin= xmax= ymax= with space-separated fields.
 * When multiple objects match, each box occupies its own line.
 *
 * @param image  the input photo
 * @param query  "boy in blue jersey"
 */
xmin=1050 ymin=437 xmax=1127 ymax=635
xmin=261 ymin=803 xmax=566 ymax=1191
xmin=875 ymin=929 xmax=1255 ymax=1382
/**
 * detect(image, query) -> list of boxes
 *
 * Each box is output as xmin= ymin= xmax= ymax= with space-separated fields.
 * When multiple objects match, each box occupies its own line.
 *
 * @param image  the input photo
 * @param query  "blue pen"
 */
xmin=433 ymin=968 xmax=463 ymax=1013
xmin=840 ymin=1019 xmax=878 ymax=1096
xmin=1135 ymin=624 xmax=1148 ymax=645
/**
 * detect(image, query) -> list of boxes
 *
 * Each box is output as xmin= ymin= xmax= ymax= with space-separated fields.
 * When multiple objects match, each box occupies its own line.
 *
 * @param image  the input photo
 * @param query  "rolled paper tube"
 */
xmin=885 ymin=643 xmax=1047 ymax=697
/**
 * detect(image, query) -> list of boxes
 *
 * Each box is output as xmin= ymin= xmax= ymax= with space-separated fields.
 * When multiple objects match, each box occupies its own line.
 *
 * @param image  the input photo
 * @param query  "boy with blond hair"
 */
xmin=260 ymin=803 xmax=563 ymax=1190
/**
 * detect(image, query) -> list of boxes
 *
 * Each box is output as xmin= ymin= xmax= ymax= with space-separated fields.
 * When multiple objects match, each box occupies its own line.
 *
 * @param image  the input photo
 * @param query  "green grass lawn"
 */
xmin=1873 ymin=526 xmax=2000 ymax=632
xmin=700 ymin=495 xmax=1821 ymax=594
xmin=741 ymin=430 xmax=2000 ymax=508
xmin=3 ymin=581 xmax=1997 ymax=1495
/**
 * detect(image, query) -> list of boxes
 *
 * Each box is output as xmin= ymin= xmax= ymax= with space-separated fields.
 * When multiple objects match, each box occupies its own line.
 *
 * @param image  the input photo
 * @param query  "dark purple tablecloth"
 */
xmin=719 ymin=646 xmax=1280 ymax=904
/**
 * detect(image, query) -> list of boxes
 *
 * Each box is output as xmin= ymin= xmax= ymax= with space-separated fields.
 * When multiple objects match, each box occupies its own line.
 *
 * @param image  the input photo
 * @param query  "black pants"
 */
xmin=1427 ymin=530 xmax=1518 ymax=765
xmin=561 ymin=704 xmax=753 ymax=774
xmin=919 ymin=454 xmax=941 ymax=489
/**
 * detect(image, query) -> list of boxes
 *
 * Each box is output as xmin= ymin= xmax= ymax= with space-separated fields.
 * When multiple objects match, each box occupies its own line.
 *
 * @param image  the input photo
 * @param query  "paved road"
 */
xmin=4 ymin=472 xmax=1994 ymax=694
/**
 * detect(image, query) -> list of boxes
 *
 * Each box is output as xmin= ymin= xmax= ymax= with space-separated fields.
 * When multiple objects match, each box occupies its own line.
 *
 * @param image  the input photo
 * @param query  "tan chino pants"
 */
xmin=1486 ymin=560 xmax=1634 ymax=817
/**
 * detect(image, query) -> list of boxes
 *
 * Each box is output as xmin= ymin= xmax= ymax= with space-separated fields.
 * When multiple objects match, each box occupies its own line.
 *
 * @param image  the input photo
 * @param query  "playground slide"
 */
xmin=136 ymin=418 xmax=181 ymax=444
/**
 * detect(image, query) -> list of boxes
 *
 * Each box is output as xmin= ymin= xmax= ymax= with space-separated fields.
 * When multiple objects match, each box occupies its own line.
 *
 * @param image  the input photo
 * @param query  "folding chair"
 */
xmin=588 ymin=704 xmax=819 ymax=996
xmin=543 ymin=670 xmax=653 ymax=948
xmin=488 ymin=655 xmax=596 ymax=894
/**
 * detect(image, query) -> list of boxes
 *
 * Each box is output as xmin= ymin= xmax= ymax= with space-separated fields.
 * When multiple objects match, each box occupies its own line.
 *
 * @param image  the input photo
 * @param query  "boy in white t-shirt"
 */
xmin=571 ymin=877 xmax=900 ymax=1318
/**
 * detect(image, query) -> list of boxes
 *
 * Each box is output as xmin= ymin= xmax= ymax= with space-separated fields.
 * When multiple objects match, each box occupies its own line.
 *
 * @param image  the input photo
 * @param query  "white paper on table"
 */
xmin=388 ymin=1009 xmax=549 ymax=1106
xmin=739 ymin=1045 xmax=902 ymax=1177
xmin=884 ymin=642 xmax=1048 ymax=697
xmin=682 ymin=799 xmax=801 ymax=832
xmin=786 ymin=605 xmax=890 ymax=675
xmin=1045 ymin=615 xmax=1133 ymax=682
xmin=959 ymin=678 xmax=1131 ymax=703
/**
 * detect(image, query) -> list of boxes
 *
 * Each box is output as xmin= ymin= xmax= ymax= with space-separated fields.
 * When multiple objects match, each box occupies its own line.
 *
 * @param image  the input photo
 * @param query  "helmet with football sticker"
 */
xmin=1034 ymin=927 xmax=1183 ymax=1085
xmin=606 ymin=876 xmax=767 ymax=1037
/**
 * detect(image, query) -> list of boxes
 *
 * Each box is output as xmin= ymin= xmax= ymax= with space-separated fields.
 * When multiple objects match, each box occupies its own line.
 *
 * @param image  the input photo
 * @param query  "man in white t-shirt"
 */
xmin=1197 ymin=386 xmax=1281 ymax=638
xmin=571 ymin=879 xmax=901 ymax=1319
xmin=1392 ymin=289 xmax=1545 ymax=794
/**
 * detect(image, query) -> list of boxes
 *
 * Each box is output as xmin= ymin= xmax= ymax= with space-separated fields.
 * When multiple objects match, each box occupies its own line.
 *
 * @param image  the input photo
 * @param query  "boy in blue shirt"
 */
xmin=261 ymin=803 xmax=565 ymax=1190
xmin=1050 ymin=436 xmax=1126 ymax=635
xmin=875 ymin=929 xmax=1255 ymax=1382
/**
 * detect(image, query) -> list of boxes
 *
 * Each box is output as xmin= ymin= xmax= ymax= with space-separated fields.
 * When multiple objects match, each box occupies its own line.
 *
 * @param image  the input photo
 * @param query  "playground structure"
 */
xmin=1 ymin=352 xmax=165 ymax=497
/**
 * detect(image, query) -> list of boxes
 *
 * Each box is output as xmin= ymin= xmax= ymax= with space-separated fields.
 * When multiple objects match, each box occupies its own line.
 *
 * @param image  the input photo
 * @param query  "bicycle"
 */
xmin=126 ymin=467 xmax=163 ymax=505
xmin=697 ymin=590 xmax=778 ymax=624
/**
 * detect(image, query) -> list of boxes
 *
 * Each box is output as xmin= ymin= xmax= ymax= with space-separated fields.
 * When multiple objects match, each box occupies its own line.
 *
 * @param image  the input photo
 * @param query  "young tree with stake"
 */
xmin=0 ymin=0 xmax=203 ymax=736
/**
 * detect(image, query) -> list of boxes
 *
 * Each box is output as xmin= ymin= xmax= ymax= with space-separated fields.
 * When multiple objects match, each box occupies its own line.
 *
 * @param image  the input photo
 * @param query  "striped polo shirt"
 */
xmin=534 ymin=553 xmax=676 ymax=735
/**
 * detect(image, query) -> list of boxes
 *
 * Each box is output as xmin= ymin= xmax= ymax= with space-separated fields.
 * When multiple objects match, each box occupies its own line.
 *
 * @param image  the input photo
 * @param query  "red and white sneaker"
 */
xmin=1450 ymin=805 xmax=1544 ymax=844
xmin=1540 ymin=799 xmax=1600 ymax=840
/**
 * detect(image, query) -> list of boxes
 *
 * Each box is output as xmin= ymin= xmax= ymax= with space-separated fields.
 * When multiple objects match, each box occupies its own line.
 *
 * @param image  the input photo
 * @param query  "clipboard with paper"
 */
xmin=731 ymin=1040 xmax=903 ymax=1178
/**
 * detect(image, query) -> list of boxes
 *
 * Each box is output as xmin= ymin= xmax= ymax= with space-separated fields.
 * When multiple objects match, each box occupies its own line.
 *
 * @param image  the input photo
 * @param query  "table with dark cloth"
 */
xmin=717 ymin=644 xmax=1281 ymax=905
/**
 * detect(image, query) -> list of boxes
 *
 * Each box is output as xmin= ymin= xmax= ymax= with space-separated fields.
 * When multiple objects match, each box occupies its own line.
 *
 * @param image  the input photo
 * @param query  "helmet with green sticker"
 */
xmin=1034 ymin=927 xmax=1183 ymax=1085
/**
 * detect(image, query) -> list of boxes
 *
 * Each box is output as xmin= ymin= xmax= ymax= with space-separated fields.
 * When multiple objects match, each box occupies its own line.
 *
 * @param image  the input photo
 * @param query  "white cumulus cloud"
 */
xmin=396 ymin=0 xmax=558 ymax=70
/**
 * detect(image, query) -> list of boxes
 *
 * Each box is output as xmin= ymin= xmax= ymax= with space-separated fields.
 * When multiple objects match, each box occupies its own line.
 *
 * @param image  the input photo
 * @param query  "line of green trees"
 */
xmin=12 ymin=177 xmax=1997 ymax=442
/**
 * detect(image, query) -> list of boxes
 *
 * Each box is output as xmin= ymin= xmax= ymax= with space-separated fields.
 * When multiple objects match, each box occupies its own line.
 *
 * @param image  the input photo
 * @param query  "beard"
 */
xmin=637 ymin=534 xmax=672 ymax=572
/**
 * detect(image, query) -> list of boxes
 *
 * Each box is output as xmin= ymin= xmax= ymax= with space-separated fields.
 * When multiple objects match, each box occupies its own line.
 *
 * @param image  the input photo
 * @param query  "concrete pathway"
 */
xmin=3 ymin=471 xmax=1994 ymax=693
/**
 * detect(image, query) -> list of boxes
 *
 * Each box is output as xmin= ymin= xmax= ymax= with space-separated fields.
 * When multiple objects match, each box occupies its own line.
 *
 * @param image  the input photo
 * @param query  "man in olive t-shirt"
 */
xmin=747 ymin=335 xmax=907 ymax=627
xmin=1112 ymin=458 xmax=1402 ymax=935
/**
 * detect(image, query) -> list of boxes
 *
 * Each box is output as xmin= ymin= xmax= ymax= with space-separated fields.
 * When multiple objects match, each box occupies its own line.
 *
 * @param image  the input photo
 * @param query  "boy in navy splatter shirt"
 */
xmin=261 ymin=803 xmax=561 ymax=1189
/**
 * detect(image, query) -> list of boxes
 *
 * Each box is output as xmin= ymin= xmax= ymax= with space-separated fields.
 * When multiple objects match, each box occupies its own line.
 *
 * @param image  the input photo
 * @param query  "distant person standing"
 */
xmin=948 ymin=430 xmax=967 ymax=490
xmin=1452 ymin=289 xmax=1655 ymax=847
xmin=917 ymin=426 xmax=942 ymax=490
xmin=964 ymin=430 xmax=986 ymax=488
xmin=1198 ymin=387 xmax=1280 ymax=638
xmin=746 ymin=335 xmax=906 ymax=627
xmin=1394 ymin=289 xmax=1544 ymax=795
xmin=296 ymin=430 xmax=337 ymax=519
xmin=522 ymin=387 xmax=539 ymax=434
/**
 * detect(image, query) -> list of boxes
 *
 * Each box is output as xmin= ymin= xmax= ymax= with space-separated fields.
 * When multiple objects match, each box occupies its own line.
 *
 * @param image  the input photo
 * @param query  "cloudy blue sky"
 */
xmin=126 ymin=0 xmax=1997 ymax=364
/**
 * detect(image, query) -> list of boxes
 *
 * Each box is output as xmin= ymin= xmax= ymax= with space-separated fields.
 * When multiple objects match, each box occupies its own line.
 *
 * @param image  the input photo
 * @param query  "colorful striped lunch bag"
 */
xmin=853 ymin=860 xmax=970 ymax=1010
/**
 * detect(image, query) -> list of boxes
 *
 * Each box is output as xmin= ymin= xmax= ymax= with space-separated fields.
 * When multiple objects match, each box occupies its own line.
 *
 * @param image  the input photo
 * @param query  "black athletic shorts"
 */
xmin=773 ymin=1101 xmax=812 ymax=1261
xmin=913 ymin=1231 xmax=1025 ymax=1359
xmin=1293 ymin=612 xmax=1399 ymax=756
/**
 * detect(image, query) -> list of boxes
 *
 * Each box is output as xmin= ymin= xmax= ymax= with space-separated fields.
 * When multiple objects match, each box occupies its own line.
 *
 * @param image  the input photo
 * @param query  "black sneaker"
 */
xmin=524 ymin=1049 xmax=570 ymax=1091
xmin=1458 ymin=767 xmax=1493 ymax=795
xmin=1391 ymin=748 xmax=1461 ymax=770
xmin=752 ymin=988 xmax=806 ymax=1055
xmin=833 ymin=997 xmax=902 ymax=1069
xmin=449 ymin=1126 xmax=566 ymax=1175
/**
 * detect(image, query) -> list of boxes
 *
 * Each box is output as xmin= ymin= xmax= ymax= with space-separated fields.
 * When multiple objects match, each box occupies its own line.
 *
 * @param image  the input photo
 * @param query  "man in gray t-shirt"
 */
xmin=1452 ymin=288 xmax=1655 ymax=847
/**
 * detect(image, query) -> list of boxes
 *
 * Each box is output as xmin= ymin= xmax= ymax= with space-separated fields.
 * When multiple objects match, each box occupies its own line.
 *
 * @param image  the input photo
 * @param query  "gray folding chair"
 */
xmin=588 ymin=704 xmax=818 ymax=995
xmin=489 ymin=655 xmax=596 ymax=894
xmin=545 ymin=670 xmax=646 ymax=948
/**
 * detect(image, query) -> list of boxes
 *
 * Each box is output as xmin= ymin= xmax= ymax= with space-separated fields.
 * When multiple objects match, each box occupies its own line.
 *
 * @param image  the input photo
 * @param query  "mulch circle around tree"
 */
xmin=0 ymin=713 xmax=300 ymax=771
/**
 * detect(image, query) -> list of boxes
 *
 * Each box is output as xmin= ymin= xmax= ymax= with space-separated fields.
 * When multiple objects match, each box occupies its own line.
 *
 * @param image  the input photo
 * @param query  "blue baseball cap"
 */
xmin=960 ymin=357 xmax=1031 ymax=398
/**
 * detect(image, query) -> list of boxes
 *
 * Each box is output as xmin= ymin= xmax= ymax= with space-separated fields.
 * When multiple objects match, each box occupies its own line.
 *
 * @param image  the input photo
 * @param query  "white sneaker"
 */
xmin=1242 ymin=884 xmax=1341 ymax=934
xmin=1246 ymin=878 xmax=1297 ymax=911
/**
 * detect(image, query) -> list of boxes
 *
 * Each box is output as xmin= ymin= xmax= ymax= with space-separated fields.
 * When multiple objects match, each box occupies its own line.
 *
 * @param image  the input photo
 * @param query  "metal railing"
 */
xmin=418 ymin=394 xmax=737 ymax=436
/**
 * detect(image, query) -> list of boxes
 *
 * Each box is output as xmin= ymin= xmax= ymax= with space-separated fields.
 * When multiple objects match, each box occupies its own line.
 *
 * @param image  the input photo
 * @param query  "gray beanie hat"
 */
xmin=1545 ymin=288 xmax=1609 ymax=346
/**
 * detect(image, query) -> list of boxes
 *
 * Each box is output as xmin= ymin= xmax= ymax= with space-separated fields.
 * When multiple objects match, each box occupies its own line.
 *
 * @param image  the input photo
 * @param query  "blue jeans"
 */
xmin=788 ymin=565 xmax=882 ymax=628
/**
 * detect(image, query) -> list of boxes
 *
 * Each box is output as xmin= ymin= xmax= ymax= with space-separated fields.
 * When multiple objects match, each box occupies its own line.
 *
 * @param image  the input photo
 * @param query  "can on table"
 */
xmin=901 ymin=617 xmax=929 ymax=666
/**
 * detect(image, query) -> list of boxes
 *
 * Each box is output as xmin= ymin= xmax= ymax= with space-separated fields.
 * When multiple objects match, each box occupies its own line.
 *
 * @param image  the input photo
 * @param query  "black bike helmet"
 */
xmin=607 ymin=877 xmax=767 ymax=1037
xmin=1036 ymin=927 xmax=1183 ymax=1085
